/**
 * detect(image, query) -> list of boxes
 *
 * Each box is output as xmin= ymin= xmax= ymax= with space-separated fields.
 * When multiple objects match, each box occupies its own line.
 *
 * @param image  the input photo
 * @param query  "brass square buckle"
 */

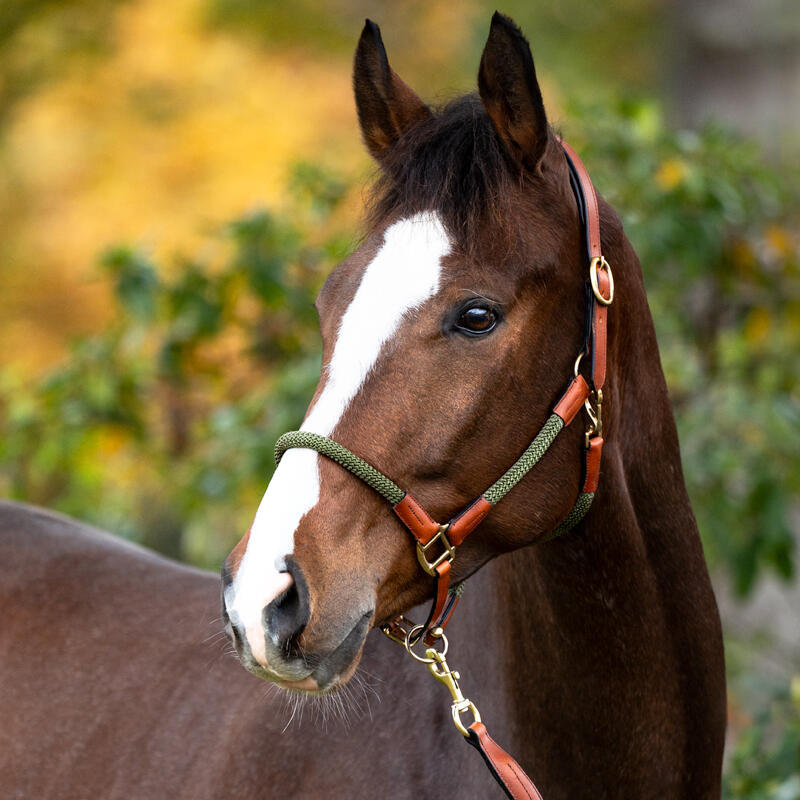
xmin=416 ymin=524 xmax=456 ymax=576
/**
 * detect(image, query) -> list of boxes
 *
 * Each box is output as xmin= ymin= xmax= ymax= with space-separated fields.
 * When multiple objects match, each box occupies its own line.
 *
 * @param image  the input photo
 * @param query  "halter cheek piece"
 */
xmin=275 ymin=140 xmax=612 ymax=800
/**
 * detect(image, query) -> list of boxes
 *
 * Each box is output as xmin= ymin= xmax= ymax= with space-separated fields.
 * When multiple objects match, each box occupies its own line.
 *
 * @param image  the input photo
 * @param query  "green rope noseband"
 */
xmin=275 ymin=431 xmax=404 ymax=505
xmin=274 ymin=410 xmax=591 ymax=539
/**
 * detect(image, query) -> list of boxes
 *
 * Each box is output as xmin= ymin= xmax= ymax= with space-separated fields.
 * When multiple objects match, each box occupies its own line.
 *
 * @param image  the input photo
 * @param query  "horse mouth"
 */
xmin=236 ymin=611 xmax=373 ymax=695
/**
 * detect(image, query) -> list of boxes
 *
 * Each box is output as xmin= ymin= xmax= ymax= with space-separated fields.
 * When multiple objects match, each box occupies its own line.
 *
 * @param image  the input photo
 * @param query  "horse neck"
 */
xmin=467 ymin=230 xmax=726 ymax=795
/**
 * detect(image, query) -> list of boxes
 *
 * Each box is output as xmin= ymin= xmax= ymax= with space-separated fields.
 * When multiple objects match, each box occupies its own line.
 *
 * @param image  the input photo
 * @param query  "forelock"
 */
xmin=366 ymin=94 xmax=553 ymax=257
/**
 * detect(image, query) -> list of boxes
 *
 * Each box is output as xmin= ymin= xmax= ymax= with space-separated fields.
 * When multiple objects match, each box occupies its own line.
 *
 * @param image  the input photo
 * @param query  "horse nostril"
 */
xmin=263 ymin=560 xmax=310 ymax=655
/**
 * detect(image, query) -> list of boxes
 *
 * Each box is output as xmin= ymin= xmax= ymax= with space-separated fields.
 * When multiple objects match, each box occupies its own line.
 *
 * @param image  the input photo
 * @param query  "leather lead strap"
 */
xmin=467 ymin=723 xmax=544 ymax=800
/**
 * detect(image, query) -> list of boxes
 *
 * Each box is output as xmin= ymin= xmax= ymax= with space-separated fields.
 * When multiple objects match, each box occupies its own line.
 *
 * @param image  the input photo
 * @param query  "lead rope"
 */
xmin=273 ymin=140 xmax=612 ymax=800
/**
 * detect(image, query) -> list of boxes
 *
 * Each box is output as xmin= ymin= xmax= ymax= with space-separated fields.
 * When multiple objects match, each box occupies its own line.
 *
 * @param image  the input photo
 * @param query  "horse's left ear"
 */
xmin=353 ymin=19 xmax=431 ymax=163
xmin=478 ymin=12 xmax=549 ymax=173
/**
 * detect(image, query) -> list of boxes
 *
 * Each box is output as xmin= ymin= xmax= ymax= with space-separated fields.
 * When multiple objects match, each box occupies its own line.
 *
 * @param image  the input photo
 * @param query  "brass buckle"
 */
xmin=380 ymin=615 xmax=416 ymax=646
xmin=590 ymin=256 xmax=614 ymax=305
xmin=416 ymin=524 xmax=456 ymax=576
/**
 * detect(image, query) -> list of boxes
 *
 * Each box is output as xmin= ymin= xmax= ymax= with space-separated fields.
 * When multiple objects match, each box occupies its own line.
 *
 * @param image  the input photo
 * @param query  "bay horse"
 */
xmin=0 ymin=13 xmax=725 ymax=799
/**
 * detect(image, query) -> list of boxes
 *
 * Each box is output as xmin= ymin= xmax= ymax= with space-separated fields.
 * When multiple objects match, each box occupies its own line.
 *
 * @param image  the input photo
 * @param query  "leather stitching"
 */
xmin=506 ymin=760 xmax=539 ymax=800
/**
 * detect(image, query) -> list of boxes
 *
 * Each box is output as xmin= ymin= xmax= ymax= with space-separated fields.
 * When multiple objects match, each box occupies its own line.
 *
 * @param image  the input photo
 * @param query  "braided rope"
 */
xmin=274 ymin=418 xmax=591 ymax=543
xmin=274 ymin=431 xmax=405 ymax=505
xmin=481 ymin=414 xmax=564 ymax=506
xmin=275 ymin=414 xmax=566 ymax=513
xmin=540 ymin=492 xmax=595 ymax=543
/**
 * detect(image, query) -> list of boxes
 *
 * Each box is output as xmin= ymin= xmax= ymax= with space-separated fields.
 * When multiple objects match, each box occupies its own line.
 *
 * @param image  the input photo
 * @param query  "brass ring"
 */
xmin=404 ymin=624 xmax=448 ymax=663
xmin=589 ymin=256 xmax=614 ymax=305
xmin=573 ymin=350 xmax=586 ymax=377
xmin=452 ymin=701 xmax=482 ymax=737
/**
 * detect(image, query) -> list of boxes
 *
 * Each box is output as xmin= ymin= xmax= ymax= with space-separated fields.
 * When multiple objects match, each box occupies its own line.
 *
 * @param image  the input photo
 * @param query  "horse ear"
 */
xmin=353 ymin=19 xmax=431 ymax=163
xmin=478 ymin=12 xmax=549 ymax=173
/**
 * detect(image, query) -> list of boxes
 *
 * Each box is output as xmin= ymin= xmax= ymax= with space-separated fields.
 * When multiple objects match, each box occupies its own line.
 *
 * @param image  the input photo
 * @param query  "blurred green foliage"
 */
xmin=0 ymin=0 xmax=127 ymax=128
xmin=723 ymin=676 xmax=800 ymax=799
xmin=204 ymin=0 xmax=667 ymax=102
xmin=0 ymin=161 xmax=348 ymax=565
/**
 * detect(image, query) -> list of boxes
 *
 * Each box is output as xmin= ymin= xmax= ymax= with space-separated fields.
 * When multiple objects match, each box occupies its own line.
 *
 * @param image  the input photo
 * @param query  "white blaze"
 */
xmin=227 ymin=212 xmax=451 ymax=664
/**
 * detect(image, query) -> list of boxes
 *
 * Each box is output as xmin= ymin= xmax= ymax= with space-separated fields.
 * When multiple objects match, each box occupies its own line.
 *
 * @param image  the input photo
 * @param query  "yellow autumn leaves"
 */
xmin=1 ymin=0 xmax=363 ymax=372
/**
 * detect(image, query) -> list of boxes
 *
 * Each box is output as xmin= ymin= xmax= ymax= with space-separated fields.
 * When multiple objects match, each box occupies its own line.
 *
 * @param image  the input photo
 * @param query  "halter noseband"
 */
xmin=273 ymin=140 xmax=612 ymax=800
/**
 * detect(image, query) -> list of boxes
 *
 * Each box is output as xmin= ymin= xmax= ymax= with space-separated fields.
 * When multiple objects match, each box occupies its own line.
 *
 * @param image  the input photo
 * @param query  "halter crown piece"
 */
xmin=274 ymin=140 xmax=612 ymax=800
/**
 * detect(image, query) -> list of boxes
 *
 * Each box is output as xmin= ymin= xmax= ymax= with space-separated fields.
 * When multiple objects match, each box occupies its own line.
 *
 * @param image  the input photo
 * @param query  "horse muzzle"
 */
xmin=221 ymin=558 xmax=373 ymax=693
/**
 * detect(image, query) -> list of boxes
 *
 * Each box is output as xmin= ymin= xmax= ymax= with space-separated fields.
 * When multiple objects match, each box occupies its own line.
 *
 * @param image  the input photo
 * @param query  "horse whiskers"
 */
xmin=352 ymin=670 xmax=381 ymax=716
xmin=202 ymin=629 xmax=229 ymax=644
xmin=280 ymin=692 xmax=302 ymax=733
xmin=271 ymin=666 xmax=380 ymax=733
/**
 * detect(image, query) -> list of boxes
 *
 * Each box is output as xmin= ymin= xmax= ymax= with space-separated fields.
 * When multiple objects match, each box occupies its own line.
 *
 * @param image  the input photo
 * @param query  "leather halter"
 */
xmin=274 ymin=140 xmax=612 ymax=799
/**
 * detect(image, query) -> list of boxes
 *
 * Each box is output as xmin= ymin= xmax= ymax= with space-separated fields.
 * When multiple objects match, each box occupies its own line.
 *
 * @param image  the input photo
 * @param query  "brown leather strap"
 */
xmin=582 ymin=436 xmax=603 ymax=493
xmin=421 ymin=561 xmax=452 ymax=645
xmin=553 ymin=374 xmax=590 ymax=425
xmin=560 ymin=137 xmax=610 ymax=399
xmin=448 ymin=496 xmax=492 ymax=546
xmin=433 ymin=588 xmax=461 ymax=631
xmin=467 ymin=722 xmax=544 ymax=800
xmin=393 ymin=492 xmax=440 ymax=544
xmin=392 ymin=493 xmax=465 ymax=643
xmin=560 ymin=139 xmax=601 ymax=260
xmin=591 ymin=269 xmax=610 ymax=391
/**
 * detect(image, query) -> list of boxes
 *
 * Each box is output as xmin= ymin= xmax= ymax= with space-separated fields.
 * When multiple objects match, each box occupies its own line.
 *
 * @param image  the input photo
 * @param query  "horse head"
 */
xmin=222 ymin=13 xmax=620 ymax=693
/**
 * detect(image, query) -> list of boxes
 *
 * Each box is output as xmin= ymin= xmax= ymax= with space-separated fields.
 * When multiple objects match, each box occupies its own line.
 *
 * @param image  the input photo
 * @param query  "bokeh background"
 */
xmin=1 ymin=0 xmax=798 ymax=793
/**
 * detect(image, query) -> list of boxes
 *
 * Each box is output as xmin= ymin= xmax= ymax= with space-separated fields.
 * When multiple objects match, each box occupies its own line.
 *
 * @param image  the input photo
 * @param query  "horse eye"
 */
xmin=456 ymin=306 xmax=498 ymax=335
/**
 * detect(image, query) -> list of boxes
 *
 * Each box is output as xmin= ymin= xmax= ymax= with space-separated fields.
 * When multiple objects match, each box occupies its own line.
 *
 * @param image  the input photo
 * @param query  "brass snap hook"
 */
xmin=584 ymin=388 xmax=603 ymax=445
xmin=425 ymin=646 xmax=482 ymax=737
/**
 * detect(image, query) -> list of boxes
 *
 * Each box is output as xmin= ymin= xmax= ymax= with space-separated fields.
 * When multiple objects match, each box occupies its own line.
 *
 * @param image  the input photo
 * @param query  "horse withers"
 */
xmin=1 ymin=13 xmax=726 ymax=799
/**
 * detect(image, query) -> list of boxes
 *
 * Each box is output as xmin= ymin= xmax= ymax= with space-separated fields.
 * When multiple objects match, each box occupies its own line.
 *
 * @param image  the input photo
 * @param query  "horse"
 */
xmin=0 ymin=13 xmax=726 ymax=799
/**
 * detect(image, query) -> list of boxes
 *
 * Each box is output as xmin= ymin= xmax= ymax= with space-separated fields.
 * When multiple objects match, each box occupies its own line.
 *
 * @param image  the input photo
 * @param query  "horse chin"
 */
xmin=241 ymin=610 xmax=372 ymax=696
